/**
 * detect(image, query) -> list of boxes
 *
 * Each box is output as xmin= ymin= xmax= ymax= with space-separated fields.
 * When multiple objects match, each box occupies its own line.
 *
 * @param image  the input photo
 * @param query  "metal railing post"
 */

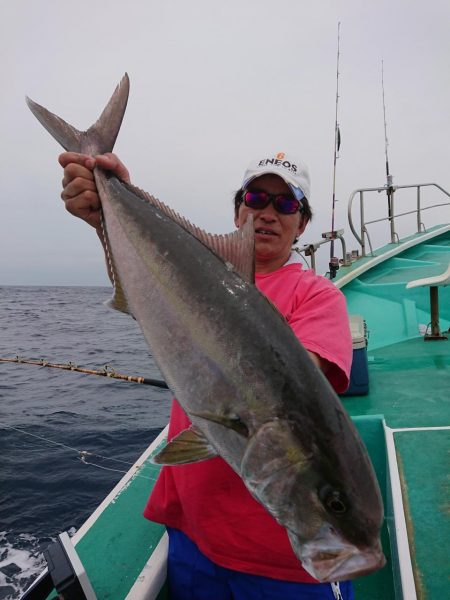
xmin=337 ymin=233 xmax=351 ymax=266
xmin=388 ymin=188 xmax=396 ymax=243
xmin=348 ymin=182 xmax=450 ymax=257
xmin=417 ymin=186 xmax=421 ymax=232
xmin=309 ymin=247 xmax=316 ymax=272
xmin=294 ymin=182 xmax=450 ymax=274
xmin=359 ymin=191 xmax=366 ymax=257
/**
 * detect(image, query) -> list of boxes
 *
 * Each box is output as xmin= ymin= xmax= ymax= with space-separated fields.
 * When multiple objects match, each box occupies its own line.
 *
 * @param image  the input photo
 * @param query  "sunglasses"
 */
xmin=242 ymin=190 xmax=303 ymax=215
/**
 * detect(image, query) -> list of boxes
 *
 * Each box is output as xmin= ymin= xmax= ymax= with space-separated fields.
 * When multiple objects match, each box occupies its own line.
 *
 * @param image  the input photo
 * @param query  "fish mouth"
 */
xmin=288 ymin=528 xmax=386 ymax=582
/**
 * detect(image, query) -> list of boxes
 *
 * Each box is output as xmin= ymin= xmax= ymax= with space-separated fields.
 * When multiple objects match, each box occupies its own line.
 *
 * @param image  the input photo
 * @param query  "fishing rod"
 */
xmin=0 ymin=356 xmax=169 ymax=389
xmin=381 ymin=60 xmax=397 ymax=244
xmin=328 ymin=22 xmax=342 ymax=279
xmin=382 ymin=60 xmax=392 ymax=189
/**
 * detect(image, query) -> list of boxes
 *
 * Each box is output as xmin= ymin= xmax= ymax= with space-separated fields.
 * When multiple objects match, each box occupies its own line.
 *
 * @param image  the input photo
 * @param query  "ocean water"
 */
xmin=0 ymin=286 xmax=172 ymax=599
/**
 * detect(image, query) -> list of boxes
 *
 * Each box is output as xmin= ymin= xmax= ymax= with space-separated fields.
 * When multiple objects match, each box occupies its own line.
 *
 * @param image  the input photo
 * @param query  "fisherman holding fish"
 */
xmin=59 ymin=148 xmax=356 ymax=600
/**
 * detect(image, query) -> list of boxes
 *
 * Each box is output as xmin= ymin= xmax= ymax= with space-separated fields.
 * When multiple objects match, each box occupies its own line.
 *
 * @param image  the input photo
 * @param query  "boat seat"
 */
xmin=405 ymin=262 xmax=450 ymax=290
xmin=406 ymin=262 xmax=450 ymax=340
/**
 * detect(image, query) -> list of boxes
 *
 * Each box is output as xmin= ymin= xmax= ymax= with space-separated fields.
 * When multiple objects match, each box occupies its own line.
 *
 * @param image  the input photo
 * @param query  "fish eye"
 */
xmin=319 ymin=486 xmax=348 ymax=514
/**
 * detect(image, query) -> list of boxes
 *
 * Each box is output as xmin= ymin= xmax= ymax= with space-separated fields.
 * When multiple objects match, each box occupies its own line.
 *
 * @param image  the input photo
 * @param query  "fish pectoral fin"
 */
xmin=190 ymin=411 xmax=249 ymax=437
xmin=152 ymin=427 xmax=218 ymax=465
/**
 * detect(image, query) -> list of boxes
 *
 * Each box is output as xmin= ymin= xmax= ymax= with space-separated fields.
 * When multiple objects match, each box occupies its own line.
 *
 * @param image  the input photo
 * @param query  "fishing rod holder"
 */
xmin=294 ymin=229 xmax=355 ymax=279
xmin=44 ymin=532 xmax=96 ymax=599
xmin=297 ymin=229 xmax=352 ymax=275
xmin=322 ymin=228 xmax=345 ymax=240
xmin=348 ymin=183 xmax=450 ymax=257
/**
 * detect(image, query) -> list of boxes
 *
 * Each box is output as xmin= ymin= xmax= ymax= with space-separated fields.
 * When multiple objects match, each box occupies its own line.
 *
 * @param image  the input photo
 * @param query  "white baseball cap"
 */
xmin=242 ymin=151 xmax=310 ymax=201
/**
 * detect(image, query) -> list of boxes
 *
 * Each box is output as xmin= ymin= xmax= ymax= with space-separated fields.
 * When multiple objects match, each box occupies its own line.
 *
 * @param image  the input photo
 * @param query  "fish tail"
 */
xmin=26 ymin=73 xmax=130 ymax=156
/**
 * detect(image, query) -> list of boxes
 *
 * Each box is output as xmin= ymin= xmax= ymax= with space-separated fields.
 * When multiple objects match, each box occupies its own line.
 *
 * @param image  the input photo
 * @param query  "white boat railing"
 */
xmin=347 ymin=183 xmax=450 ymax=257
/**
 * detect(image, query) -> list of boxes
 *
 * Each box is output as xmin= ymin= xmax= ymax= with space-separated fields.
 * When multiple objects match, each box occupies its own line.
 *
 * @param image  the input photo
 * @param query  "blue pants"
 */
xmin=167 ymin=528 xmax=354 ymax=600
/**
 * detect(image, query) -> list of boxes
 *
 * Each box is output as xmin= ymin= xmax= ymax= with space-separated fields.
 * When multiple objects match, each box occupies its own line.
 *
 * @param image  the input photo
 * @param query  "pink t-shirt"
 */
xmin=255 ymin=263 xmax=351 ymax=394
xmin=144 ymin=262 xmax=352 ymax=582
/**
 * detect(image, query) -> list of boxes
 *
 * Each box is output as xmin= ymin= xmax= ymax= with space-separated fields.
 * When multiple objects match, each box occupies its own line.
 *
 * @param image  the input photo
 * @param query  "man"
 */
xmin=59 ymin=150 xmax=353 ymax=599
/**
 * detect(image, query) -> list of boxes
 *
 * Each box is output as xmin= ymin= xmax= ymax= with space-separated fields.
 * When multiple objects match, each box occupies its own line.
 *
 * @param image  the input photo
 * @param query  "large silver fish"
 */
xmin=26 ymin=75 xmax=385 ymax=582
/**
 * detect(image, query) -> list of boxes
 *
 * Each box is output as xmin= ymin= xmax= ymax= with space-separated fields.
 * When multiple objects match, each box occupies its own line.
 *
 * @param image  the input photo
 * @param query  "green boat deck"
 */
xmin=393 ymin=429 xmax=449 ymax=599
xmin=341 ymin=339 xmax=450 ymax=599
xmin=337 ymin=227 xmax=450 ymax=599
xmin=343 ymin=337 xmax=449 ymax=429
xmin=336 ymin=227 xmax=450 ymax=351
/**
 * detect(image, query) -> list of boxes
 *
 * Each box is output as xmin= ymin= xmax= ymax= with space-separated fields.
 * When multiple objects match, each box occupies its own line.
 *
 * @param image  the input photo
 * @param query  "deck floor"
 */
xmin=342 ymin=335 xmax=449 ymax=599
xmin=338 ymin=228 xmax=450 ymax=599
xmin=343 ymin=337 xmax=449 ymax=429
xmin=394 ymin=429 xmax=450 ymax=599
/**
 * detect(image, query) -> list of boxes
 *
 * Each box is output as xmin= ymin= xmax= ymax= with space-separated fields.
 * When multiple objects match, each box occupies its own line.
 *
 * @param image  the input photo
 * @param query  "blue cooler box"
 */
xmin=341 ymin=315 xmax=369 ymax=396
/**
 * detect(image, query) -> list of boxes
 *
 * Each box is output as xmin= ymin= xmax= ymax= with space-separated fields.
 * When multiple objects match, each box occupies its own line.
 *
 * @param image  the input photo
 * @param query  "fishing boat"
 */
xmin=21 ymin=179 xmax=450 ymax=600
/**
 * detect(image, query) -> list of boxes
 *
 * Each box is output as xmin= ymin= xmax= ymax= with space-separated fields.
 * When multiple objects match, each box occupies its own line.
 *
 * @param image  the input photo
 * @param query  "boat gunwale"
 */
xmin=334 ymin=224 xmax=450 ymax=290
xmin=72 ymin=425 xmax=168 ymax=546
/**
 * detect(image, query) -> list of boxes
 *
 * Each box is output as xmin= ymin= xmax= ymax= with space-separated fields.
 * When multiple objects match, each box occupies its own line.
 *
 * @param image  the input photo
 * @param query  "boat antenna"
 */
xmin=328 ymin=21 xmax=341 ymax=279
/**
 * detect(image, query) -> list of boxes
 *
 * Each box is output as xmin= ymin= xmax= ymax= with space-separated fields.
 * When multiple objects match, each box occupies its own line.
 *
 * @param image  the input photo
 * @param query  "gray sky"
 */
xmin=2 ymin=0 xmax=450 ymax=286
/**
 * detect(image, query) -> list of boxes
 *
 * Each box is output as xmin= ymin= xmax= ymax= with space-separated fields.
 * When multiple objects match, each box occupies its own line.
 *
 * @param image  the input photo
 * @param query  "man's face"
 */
xmin=234 ymin=174 xmax=307 ymax=272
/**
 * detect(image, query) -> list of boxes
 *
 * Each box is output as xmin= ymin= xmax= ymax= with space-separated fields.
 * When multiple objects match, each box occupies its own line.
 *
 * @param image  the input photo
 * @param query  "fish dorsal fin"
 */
xmin=152 ymin=426 xmax=218 ymax=465
xmin=121 ymin=180 xmax=255 ymax=283
xmin=208 ymin=217 xmax=255 ymax=284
